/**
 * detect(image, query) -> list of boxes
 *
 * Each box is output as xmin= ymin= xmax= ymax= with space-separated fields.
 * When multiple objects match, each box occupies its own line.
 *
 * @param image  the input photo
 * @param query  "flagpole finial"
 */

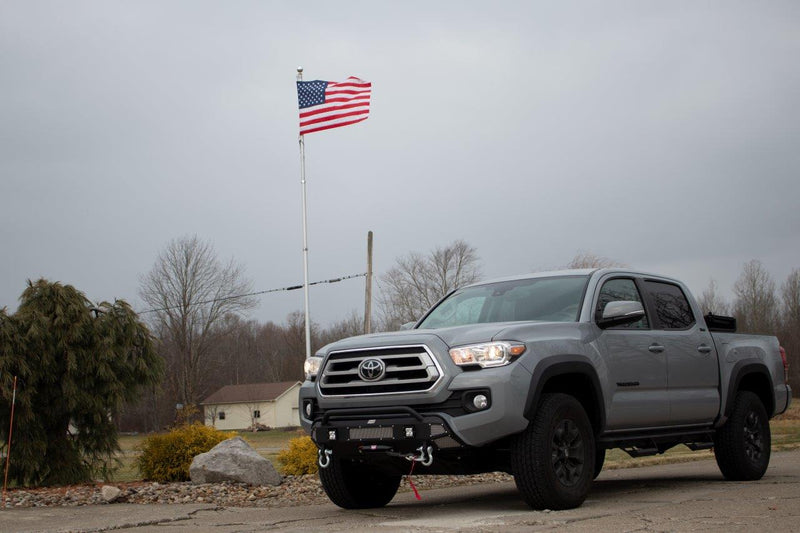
xmin=297 ymin=66 xmax=303 ymax=82
xmin=297 ymin=66 xmax=303 ymax=74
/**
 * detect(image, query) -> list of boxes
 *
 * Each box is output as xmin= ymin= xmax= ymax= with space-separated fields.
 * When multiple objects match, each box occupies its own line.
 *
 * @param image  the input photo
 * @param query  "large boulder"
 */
xmin=190 ymin=437 xmax=281 ymax=486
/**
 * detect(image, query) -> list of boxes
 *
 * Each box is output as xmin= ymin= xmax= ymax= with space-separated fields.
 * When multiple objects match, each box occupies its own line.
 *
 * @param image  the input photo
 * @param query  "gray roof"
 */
xmin=201 ymin=381 xmax=300 ymax=405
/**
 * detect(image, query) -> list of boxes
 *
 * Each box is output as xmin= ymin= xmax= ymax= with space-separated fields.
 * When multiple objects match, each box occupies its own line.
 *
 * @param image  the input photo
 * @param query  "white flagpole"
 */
xmin=297 ymin=66 xmax=312 ymax=359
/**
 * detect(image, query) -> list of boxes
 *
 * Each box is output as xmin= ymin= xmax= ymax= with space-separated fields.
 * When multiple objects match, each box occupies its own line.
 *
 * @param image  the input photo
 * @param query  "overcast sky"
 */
xmin=2 ymin=1 xmax=799 ymax=328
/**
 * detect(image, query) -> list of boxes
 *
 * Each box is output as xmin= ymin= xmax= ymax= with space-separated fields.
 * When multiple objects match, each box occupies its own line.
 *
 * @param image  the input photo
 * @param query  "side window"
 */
xmin=596 ymin=278 xmax=649 ymax=329
xmin=643 ymin=281 xmax=695 ymax=330
xmin=218 ymin=411 xmax=226 ymax=420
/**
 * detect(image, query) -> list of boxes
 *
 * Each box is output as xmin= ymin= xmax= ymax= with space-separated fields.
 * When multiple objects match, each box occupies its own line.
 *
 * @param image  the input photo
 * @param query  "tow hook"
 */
xmin=318 ymin=448 xmax=332 ymax=469
xmin=406 ymin=444 xmax=434 ymax=467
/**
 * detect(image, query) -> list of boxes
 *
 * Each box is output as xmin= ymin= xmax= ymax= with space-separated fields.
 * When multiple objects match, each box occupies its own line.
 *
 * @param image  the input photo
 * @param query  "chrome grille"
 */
xmin=319 ymin=345 xmax=441 ymax=396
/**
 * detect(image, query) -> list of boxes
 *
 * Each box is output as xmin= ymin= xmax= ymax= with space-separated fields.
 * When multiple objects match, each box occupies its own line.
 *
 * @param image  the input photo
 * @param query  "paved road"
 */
xmin=3 ymin=450 xmax=800 ymax=532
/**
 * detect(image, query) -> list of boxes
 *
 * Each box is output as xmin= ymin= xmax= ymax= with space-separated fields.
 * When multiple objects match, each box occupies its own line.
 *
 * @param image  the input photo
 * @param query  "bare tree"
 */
xmin=318 ymin=310 xmax=364 ymax=347
xmin=733 ymin=259 xmax=778 ymax=335
xmin=204 ymin=404 xmax=220 ymax=427
xmin=139 ymin=235 xmax=256 ymax=408
xmin=245 ymin=402 xmax=263 ymax=430
xmin=781 ymin=269 xmax=800 ymax=328
xmin=564 ymin=251 xmax=625 ymax=269
xmin=378 ymin=240 xmax=481 ymax=329
xmin=779 ymin=268 xmax=800 ymax=393
xmin=698 ymin=278 xmax=731 ymax=315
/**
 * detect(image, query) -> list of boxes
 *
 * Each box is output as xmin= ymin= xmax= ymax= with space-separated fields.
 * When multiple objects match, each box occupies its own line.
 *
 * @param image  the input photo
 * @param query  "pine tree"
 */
xmin=0 ymin=279 xmax=163 ymax=486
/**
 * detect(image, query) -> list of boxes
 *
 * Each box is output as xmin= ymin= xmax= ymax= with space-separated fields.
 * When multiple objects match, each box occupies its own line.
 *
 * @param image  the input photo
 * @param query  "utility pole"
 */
xmin=364 ymin=230 xmax=373 ymax=334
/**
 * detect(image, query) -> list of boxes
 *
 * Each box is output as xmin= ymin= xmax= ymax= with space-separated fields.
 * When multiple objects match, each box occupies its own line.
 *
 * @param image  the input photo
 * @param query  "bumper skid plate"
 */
xmin=311 ymin=407 xmax=459 ymax=455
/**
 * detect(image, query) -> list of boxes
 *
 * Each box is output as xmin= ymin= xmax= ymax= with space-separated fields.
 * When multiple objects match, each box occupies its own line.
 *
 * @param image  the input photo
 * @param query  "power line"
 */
xmin=138 ymin=272 xmax=367 ymax=315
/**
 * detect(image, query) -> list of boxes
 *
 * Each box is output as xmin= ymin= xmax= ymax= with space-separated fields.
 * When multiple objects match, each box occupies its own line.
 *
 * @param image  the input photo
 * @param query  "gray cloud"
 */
xmin=2 ymin=1 xmax=798 ymax=325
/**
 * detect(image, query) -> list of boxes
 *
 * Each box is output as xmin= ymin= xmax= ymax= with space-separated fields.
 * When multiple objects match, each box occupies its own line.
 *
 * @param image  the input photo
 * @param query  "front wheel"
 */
xmin=714 ymin=391 xmax=771 ymax=481
xmin=318 ymin=456 xmax=401 ymax=509
xmin=511 ymin=393 xmax=595 ymax=510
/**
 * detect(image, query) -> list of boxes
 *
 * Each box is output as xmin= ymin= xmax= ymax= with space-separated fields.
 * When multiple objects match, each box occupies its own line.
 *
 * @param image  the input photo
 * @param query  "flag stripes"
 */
xmin=297 ymin=77 xmax=371 ymax=135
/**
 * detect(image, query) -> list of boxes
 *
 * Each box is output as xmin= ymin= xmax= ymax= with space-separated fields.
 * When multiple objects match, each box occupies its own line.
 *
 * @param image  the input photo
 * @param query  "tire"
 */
xmin=593 ymin=446 xmax=606 ymax=480
xmin=318 ymin=456 xmax=401 ymax=509
xmin=511 ymin=393 xmax=595 ymax=510
xmin=714 ymin=390 xmax=771 ymax=481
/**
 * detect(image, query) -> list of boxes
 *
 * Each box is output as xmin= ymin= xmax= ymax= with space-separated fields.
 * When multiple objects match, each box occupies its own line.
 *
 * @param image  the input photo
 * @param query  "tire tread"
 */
xmin=714 ymin=390 xmax=771 ymax=481
xmin=511 ymin=393 xmax=594 ymax=509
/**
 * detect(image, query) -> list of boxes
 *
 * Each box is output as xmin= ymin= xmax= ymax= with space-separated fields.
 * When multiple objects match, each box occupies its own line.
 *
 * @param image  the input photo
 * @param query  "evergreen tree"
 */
xmin=0 ymin=279 xmax=162 ymax=486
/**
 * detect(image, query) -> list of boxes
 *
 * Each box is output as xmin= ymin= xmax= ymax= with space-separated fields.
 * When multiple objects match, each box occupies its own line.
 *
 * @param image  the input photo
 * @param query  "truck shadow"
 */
xmin=383 ymin=471 xmax=729 ymax=512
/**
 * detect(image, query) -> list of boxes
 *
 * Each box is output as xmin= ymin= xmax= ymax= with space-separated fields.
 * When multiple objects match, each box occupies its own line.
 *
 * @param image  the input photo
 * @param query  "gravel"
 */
xmin=2 ymin=473 xmax=513 ymax=508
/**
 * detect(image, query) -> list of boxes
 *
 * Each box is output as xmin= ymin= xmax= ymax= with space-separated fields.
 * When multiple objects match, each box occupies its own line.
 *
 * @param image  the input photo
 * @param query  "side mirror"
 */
xmin=399 ymin=321 xmax=416 ymax=331
xmin=597 ymin=301 xmax=645 ymax=329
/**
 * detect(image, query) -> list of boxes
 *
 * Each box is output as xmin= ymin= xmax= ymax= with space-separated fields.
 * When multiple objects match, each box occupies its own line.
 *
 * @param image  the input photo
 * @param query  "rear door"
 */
xmin=641 ymin=279 xmax=720 ymax=425
xmin=593 ymin=276 xmax=669 ymax=429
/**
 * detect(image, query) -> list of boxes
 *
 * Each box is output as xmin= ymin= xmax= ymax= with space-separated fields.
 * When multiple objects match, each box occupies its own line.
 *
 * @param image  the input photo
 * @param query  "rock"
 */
xmin=190 ymin=437 xmax=282 ymax=486
xmin=100 ymin=485 xmax=122 ymax=503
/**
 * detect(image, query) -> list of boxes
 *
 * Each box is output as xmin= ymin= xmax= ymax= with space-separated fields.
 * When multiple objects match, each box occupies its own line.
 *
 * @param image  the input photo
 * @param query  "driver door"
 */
xmin=594 ymin=277 xmax=669 ymax=430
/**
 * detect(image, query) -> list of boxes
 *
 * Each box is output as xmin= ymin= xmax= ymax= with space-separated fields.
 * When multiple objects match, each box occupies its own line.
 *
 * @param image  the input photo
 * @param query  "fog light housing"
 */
xmin=463 ymin=390 xmax=492 ymax=413
xmin=303 ymin=399 xmax=314 ymax=418
xmin=473 ymin=394 xmax=489 ymax=410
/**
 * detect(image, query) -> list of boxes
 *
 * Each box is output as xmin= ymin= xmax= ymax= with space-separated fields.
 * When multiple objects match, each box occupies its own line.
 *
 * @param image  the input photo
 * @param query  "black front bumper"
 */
xmin=311 ymin=406 xmax=462 ymax=457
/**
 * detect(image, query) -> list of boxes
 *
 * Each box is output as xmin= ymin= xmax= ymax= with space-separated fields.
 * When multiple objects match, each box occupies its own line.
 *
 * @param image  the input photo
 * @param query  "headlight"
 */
xmin=449 ymin=342 xmax=526 ymax=368
xmin=303 ymin=356 xmax=323 ymax=380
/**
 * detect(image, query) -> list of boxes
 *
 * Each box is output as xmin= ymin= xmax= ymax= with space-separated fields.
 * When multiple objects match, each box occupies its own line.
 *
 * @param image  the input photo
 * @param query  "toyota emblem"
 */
xmin=358 ymin=358 xmax=386 ymax=381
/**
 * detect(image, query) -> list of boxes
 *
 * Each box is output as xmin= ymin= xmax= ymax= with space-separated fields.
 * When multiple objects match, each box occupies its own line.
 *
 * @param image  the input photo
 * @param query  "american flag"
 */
xmin=297 ymin=77 xmax=371 ymax=135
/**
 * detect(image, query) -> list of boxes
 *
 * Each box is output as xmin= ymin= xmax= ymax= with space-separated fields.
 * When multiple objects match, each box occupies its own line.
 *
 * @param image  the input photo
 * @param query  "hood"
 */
xmin=320 ymin=322 xmax=546 ymax=354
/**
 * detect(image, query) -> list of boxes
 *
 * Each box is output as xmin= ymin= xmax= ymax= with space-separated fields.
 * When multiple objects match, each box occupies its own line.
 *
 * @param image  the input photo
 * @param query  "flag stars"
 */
xmin=297 ymin=81 xmax=328 ymax=109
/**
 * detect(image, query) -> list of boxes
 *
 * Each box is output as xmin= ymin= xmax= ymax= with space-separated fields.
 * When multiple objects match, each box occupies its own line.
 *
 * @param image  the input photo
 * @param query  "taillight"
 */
xmin=780 ymin=346 xmax=789 ymax=385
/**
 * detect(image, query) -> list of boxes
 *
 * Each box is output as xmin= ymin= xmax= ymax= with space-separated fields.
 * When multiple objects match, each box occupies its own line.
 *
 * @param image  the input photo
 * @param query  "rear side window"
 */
xmin=643 ymin=280 xmax=695 ymax=330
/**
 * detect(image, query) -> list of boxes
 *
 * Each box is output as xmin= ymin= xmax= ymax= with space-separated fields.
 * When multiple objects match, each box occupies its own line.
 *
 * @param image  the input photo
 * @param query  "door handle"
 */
xmin=697 ymin=345 xmax=713 ymax=354
xmin=648 ymin=344 xmax=665 ymax=353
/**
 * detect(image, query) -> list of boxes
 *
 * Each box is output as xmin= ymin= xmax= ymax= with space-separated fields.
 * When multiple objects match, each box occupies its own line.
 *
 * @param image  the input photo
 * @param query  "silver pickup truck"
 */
xmin=299 ymin=269 xmax=791 ymax=510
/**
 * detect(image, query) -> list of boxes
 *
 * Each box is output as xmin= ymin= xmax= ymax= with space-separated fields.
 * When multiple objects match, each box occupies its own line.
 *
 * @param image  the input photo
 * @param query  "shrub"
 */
xmin=277 ymin=436 xmax=319 ymax=475
xmin=137 ymin=423 xmax=235 ymax=482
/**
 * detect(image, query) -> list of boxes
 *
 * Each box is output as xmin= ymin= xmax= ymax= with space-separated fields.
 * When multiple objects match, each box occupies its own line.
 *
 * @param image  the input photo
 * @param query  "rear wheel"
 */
xmin=714 ymin=391 xmax=771 ymax=481
xmin=511 ymin=393 xmax=595 ymax=510
xmin=318 ymin=456 xmax=401 ymax=509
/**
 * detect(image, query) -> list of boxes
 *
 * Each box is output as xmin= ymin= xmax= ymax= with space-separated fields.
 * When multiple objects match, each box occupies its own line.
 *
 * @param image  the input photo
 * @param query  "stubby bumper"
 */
xmin=299 ymin=359 xmax=533 ymax=450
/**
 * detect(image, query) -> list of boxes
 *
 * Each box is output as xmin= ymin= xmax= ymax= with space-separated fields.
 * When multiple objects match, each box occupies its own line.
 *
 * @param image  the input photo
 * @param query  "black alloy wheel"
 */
xmin=743 ymin=410 xmax=765 ymax=463
xmin=551 ymin=419 xmax=586 ymax=487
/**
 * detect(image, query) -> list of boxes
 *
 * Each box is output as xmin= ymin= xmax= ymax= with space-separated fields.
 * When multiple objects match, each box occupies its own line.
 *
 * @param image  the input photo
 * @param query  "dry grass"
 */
xmin=110 ymin=401 xmax=800 ymax=482
xmin=773 ymin=400 xmax=800 ymax=421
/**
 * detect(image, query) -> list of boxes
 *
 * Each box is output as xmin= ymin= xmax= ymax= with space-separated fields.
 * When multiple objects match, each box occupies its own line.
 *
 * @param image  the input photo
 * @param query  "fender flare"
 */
xmin=724 ymin=359 xmax=775 ymax=418
xmin=523 ymin=355 xmax=606 ymax=432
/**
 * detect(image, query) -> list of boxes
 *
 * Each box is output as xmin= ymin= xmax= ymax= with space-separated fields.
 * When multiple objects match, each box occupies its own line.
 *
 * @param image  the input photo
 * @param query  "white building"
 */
xmin=201 ymin=381 xmax=301 ymax=430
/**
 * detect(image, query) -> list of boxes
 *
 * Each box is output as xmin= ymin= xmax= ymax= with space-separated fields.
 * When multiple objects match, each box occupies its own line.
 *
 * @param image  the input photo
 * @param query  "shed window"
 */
xmin=253 ymin=410 xmax=261 ymax=419
xmin=218 ymin=411 xmax=226 ymax=420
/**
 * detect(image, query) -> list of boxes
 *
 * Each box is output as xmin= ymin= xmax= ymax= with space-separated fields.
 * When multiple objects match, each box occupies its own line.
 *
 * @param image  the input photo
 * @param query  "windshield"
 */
xmin=417 ymin=275 xmax=589 ymax=329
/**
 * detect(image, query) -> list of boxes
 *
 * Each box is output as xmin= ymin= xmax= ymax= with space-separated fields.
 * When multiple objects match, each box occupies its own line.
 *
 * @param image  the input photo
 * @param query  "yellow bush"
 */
xmin=137 ymin=423 xmax=235 ymax=482
xmin=277 ymin=436 xmax=319 ymax=475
